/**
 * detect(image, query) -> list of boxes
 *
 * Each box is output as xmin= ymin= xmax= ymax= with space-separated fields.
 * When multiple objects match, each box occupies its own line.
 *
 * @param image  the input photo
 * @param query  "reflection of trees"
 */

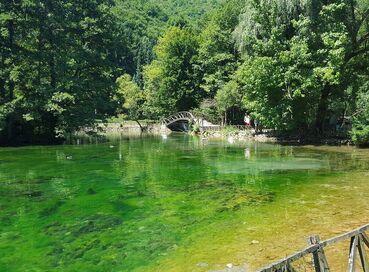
xmin=294 ymin=147 xmax=369 ymax=172
xmin=2 ymin=136 xmax=369 ymax=271
xmin=113 ymin=136 xmax=316 ymax=200
xmin=110 ymin=135 xmax=281 ymax=230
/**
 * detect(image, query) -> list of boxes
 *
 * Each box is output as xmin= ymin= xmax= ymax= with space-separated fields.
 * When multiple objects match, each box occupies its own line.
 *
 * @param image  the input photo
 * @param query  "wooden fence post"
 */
xmin=348 ymin=235 xmax=359 ymax=272
xmin=358 ymin=233 xmax=369 ymax=272
xmin=257 ymin=225 xmax=369 ymax=272
xmin=308 ymin=235 xmax=330 ymax=272
xmin=348 ymin=233 xmax=369 ymax=272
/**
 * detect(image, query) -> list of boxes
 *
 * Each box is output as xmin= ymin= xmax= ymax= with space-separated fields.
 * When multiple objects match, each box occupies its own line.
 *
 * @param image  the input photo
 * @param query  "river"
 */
xmin=0 ymin=134 xmax=368 ymax=271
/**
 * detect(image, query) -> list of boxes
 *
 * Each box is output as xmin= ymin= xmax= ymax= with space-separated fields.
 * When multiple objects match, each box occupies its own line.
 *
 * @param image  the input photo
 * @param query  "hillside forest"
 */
xmin=1 ymin=0 xmax=369 ymax=145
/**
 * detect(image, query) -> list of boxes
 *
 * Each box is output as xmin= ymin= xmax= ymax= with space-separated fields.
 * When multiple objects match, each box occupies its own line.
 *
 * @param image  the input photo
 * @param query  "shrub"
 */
xmin=352 ymin=126 xmax=369 ymax=147
xmin=351 ymin=90 xmax=369 ymax=147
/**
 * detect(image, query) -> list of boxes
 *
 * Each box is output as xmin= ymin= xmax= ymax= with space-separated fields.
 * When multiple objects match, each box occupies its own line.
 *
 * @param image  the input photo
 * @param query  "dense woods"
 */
xmin=1 ymin=0 xmax=369 ymax=145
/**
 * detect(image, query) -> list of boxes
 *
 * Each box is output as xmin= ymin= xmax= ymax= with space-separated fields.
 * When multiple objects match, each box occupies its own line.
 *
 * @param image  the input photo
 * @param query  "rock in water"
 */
xmin=196 ymin=263 xmax=208 ymax=267
xmin=87 ymin=188 xmax=96 ymax=195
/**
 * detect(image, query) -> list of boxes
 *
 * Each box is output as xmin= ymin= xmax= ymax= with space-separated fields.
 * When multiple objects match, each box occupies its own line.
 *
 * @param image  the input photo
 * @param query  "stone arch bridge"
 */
xmin=160 ymin=111 xmax=219 ymax=132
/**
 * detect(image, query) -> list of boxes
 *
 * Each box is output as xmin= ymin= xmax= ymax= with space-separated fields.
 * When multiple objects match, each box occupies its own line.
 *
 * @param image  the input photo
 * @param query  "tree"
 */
xmin=114 ymin=74 xmax=146 ymax=130
xmin=196 ymin=0 xmax=242 ymax=97
xmin=113 ymin=0 xmax=221 ymax=87
xmin=233 ymin=0 xmax=369 ymax=134
xmin=0 ymin=0 xmax=127 ymax=143
xmin=144 ymin=26 xmax=200 ymax=118
xmin=215 ymin=80 xmax=243 ymax=125
xmin=352 ymin=79 xmax=369 ymax=146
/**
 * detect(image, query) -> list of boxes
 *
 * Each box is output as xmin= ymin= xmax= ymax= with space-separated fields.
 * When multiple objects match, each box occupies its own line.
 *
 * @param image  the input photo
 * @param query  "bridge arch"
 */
xmin=161 ymin=111 xmax=220 ymax=132
xmin=161 ymin=111 xmax=198 ymax=132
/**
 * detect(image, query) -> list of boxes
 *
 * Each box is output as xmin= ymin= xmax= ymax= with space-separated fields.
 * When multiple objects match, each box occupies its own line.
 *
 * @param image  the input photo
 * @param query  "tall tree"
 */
xmin=143 ymin=26 xmax=200 ymax=117
xmin=233 ymin=0 xmax=369 ymax=134
xmin=114 ymin=74 xmax=146 ymax=130
xmin=196 ymin=0 xmax=243 ymax=98
xmin=0 ymin=0 xmax=127 ymax=144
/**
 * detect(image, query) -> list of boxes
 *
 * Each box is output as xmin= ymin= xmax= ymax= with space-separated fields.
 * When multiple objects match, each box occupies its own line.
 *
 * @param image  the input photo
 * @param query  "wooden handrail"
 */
xmin=258 ymin=223 xmax=369 ymax=272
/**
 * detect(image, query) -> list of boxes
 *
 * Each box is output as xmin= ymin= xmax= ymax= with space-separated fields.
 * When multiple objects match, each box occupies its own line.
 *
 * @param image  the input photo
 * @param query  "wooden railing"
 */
xmin=258 ymin=223 xmax=369 ymax=272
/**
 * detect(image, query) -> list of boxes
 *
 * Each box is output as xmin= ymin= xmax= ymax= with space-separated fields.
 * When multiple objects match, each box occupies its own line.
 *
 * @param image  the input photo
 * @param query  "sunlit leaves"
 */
xmin=143 ymin=26 xmax=200 ymax=117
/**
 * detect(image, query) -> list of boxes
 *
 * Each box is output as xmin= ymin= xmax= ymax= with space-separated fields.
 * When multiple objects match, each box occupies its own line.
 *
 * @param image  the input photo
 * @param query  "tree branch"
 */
xmin=345 ymin=45 xmax=369 ymax=63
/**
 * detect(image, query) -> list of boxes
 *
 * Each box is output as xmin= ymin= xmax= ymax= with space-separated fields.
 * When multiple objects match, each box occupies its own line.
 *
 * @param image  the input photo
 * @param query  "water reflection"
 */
xmin=0 ymin=135 xmax=368 ymax=271
xmin=244 ymin=148 xmax=251 ymax=160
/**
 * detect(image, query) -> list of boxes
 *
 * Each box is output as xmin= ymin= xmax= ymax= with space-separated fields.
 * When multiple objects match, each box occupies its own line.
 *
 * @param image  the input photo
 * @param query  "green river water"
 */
xmin=0 ymin=134 xmax=369 ymax=271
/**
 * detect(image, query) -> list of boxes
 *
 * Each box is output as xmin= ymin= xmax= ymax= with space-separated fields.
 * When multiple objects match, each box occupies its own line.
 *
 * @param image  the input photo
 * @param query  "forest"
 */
xmin=1 ymin=0 xmax=369 ymax=145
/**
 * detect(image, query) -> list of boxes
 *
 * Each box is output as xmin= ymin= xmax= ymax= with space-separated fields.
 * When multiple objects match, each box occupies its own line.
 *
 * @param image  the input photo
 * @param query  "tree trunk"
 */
xmin=8 ymin=20 xmax=14 ymax=101
xmin=46 ymin=0 xmax=56 ymax=90
xmin=0 ymin=78 xmax=5 ymax=101
xmin=49 ymin=56 xmax=56 ymax=89
xmin=310 ymin=0 xmax=321 ymax=23
xmin=315 ymin=85 xmax=331 ymax=134
xmin=7 ymin=20 xmax=15 ymax=141
xmin=136 ymin=120 xmax=144 ymax=132
xmin=37 ymin=17 xmax=43 ymax=86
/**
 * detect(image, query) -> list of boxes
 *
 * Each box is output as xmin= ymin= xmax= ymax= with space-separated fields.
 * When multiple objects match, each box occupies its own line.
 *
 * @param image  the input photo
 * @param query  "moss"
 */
xmin=87 ymin=188 xmax=97 ymax=195
xmin=39 ymin=200 xmax=65 ymax=217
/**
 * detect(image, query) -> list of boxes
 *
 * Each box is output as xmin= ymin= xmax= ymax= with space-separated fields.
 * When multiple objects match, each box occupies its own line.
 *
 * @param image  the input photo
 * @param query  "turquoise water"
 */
xmin=0 ymin=134 xmax=368 ymax=271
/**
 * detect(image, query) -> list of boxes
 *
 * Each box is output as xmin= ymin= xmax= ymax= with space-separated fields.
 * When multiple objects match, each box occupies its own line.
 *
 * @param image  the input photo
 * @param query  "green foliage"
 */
xmin=144 ymin=26 xmax=200 ymax=117
xmin=141 ymin=0 xmax=244 ymax=123
xmin=1 ymin=0 xmax=369 ymax=144
xmin=215 ymin=80 xmax=242 ymax=117
xmin=191 ymin=121 xmax=200 ymax=133
xmin=352 ymin=126 xmax=369 ymax=146
xmin=197 ymin=0 xmax=242 ymax=97
xmin=352 ymin=87 xmax=369 ymax=146
xmin=192 ymin=99 xmax=219 ymax=124
xmin=0 ymin=0 xmax=222 ymax=144
xmin=232 ymin=0 xmax=369 ymax=134
xmin=221 ymin=125 xmax=239 ymax=134
xmin=113 ymin=0 xmax=221 ymax=86
xmin=114 ymin=74 xmax=145 ymax=122
xmin=0 ymin=0 xmax=126 ymax=143
xmin=236 ymin=44 xmax=320 ymax=131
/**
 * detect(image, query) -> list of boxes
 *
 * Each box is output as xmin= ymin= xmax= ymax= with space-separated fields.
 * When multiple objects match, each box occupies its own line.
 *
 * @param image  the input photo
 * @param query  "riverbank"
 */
xmin=87 ymin=122 xmax=354 ymax=147
xmin=81 ymin=121 xmax=170 ymax=135
xmin=200 ymin=128 xmax=353 ymax=146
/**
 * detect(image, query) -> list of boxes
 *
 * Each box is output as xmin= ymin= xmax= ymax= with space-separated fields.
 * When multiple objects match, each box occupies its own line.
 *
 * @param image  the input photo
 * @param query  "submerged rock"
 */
xmin=43 ymin=213 xmax=123 ymax=238
xmin=26 ymin=191 xmax=43 ymax=198
xmin=87 ymin=188 xmax=97 ymax=195
xmin=0 ymin=188 xmax=44 ymax=198
xmin=7 ymin=176 xmax=55 ymax=185
xmin=209 ymin=265 xmax=248 ymax=272
xmin=72 ymin=214 xmax=122 ymax=237
xmin=39 ymin=200 xmax=65 ymax=217
xmin=70 ymin=239 xmax=101 ymax=259
xmin=1 ymin=231 xmax=21 ymax=240
xmin=44 ymin=221 xmax=64 ymax=235
xmin=196 ymin=262 xmax=208 ymax=267
xmin=47 ymin=246 xmax=64 ymax=256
